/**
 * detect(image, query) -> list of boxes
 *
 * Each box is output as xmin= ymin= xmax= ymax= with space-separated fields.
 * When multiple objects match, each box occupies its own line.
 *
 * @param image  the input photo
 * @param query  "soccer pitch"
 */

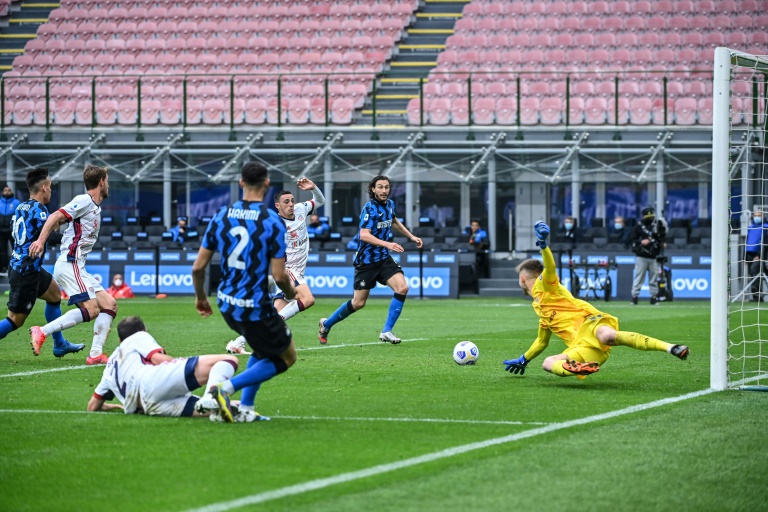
xmin=0 ymin=297 xmax=765 ymax=512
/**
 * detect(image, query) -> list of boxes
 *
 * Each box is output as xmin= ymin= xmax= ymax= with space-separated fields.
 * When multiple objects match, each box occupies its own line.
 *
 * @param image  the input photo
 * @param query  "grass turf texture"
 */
xmin=0 ymin=297 xmax=765 ymax=512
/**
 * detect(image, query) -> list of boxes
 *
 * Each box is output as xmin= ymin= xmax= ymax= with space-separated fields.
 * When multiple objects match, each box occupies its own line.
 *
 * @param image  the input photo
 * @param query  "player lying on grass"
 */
xmin=87 ymin=316 xmax=253 ymax=421
xmin=504 ymin=221 xmax=689 ymax=378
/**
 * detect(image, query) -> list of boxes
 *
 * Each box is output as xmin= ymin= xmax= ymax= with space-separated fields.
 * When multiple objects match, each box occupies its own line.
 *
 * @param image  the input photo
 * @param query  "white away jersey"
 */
xmin=93 ymin=331 xmax=166 ymax=414
xmin=57 ymin=193 xmax=101 ymax=263
xmin=281 ymin=200 xmax=315 ymax=274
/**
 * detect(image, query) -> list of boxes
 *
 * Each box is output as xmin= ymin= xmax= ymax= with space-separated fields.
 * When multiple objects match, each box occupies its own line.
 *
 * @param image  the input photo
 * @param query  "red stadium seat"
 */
xmin=568 ymin=97 xmax=585 ymax=125
xmin=519 ymin=97 xmax=539 ymax=125
xmin=674 ymin=98 xmax=697 ymax=125
xmin=539 ymin=97 xmax=563 ymax=125
xmin=590 ymin=94 xmax=615 ymax=121
xmin=451 ymin=98 xmax=469 ymax=125
xmin=330 ymin=98 xmax=353 ymax=125
xmin=427 ymin=98 xmax=450 ymax=125
xmin=495 ymin=97 xmax=517 ymax=125
xmin=472 ymin=97 xmax=495 ymax=125
xmin=651 ymin=98 xmax=674 ymax=125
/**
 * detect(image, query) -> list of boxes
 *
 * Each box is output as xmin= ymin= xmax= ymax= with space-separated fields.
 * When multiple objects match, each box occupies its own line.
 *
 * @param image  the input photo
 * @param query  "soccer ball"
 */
xmin=453 ymin=341 xmax=479 ymax=365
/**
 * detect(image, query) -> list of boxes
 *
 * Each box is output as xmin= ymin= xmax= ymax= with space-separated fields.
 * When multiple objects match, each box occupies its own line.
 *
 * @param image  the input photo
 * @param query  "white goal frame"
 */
xmin=711 ymin=47 xmax=768 ymax=391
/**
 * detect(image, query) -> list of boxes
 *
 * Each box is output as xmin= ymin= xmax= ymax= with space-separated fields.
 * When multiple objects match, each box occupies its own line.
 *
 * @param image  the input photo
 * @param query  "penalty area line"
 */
xmin=185 ymin=387 xmax=718 ymax=512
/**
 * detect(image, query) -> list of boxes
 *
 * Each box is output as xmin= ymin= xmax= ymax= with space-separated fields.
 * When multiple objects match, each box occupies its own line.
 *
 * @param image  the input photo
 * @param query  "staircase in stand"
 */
xmin=359 ymin=0 xmax=466 ymax=126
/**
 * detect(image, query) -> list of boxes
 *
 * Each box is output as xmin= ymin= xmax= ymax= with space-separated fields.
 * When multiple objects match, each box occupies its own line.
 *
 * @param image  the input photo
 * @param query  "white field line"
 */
xmin=184 ymin=387 xmax=718 ymax=512
xmin=0 ymin=409 xmax=549 ymax=427
xmin=0 ymin=364 xmax=90 ymax=378
xmin=270 ymin=415 xmax=549 ymax=426
xmin=0 ymin=339 xmax=432 ymax=376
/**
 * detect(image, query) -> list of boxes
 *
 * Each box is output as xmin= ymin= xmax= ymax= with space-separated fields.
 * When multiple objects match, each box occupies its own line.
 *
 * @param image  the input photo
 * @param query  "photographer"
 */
xmin=745 ymin=208 xmax=768 ymax=301
xmin=629 ymin=206 xmax=667 ymax=305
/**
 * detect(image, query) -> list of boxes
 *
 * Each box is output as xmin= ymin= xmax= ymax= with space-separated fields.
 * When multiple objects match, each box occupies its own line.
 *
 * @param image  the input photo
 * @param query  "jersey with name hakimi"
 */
xmin=202 ymin=200 xmax=287 ymax=322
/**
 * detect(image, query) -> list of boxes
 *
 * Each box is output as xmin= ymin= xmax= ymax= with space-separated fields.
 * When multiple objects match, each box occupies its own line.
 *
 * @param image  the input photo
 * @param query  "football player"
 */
xmin=503 ymin=220 xmax=689 ymax=378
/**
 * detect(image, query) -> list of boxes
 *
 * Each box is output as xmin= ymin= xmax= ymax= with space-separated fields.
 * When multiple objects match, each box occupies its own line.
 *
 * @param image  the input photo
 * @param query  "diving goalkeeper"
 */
xmin=503 ymin=221 xmax=689 ymax=378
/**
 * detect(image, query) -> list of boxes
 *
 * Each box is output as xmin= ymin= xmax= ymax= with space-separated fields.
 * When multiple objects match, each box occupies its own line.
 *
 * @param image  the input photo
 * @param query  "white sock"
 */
xmin=89 ymin=312 xmax=114 ymax=358
xmin=280 ymin=300 xmax=301 ymax=320
xmin=206 ymin=361 xmax=236 ymax=391
xmin=41 ymin=308 xmax=85 ymax=336
xmin=239 ymin=404 xmax=254 ymax=412
xmin=221 ymin=380 xmax=235 ymax=395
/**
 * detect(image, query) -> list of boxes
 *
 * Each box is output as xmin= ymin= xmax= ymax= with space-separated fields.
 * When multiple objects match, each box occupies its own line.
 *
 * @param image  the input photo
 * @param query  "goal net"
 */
xmin=712 ymin=47 xmax=768 ymax=391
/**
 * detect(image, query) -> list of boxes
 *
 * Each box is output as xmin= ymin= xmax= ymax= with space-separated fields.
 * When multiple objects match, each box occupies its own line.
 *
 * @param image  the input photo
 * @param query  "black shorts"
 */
xmin=353 ymin=257 xmax=403 ymax=290
xmin=7 ymin=268 xmax=53 ymax=315
xmin=222 ymin=312 xmax=292 ymax=359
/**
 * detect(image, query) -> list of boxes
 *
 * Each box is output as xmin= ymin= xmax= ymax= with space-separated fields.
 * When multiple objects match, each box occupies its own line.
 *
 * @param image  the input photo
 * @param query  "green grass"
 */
xmin=0 ymin=297 xmax=765 ymax=512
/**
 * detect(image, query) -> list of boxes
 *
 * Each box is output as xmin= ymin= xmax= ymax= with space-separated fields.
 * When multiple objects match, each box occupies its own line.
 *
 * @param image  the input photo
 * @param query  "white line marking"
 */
xmin=0 ymin=365 xmax=91 ymax=378
xmin=185 ymin=387 xmax=718 ymax=512
xmin=272 ymin=415 xmax=549 ymax=426
xmin=0 ymin=409 xmax=548 ymax=426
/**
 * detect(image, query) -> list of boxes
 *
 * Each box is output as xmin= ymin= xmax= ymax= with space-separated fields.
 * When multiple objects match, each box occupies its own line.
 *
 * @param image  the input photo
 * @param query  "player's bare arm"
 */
xmin=271 ymin=257 xmax=296 ymax=301
xmin=28 ymin=210 xmax=68 ymax=259
xmin=192 ymin=246 xmax=214 ymax=317
xmin=392 ymin=218 xmax=423 ymax=249
xmin=87 ymin=396 xmax=124 ymax=412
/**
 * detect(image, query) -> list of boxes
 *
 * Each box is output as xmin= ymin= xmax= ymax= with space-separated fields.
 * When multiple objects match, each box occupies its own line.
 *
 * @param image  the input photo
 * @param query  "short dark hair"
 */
xmin=26 ymin=168 xmax=49 ymax=193
xmin=515 ymin=258 xmax=544 ymax=277
xmin=274 ymin=190 xmax=292 ymax=204
xmin=83 ymin=164 xmax=108 ymax=190
xmin=368 ymin=175 xmax=390 ymax=200
xmin=117 ymin=316 xmax=146 ymax=342
xmin=241 ymin=162 xmax=268 ymax=187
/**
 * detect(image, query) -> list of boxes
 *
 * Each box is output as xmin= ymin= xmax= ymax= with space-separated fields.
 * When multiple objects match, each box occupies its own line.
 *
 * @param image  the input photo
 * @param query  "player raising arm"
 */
xmin=87 ymin=316 xmax=241 ymax=420
xmin=504 ymin=221 xmax=689 ymax=379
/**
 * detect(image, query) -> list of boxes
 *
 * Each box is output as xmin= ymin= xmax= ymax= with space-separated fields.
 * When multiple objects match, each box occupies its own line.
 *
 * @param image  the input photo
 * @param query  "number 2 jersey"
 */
xmin=201 ymin=200 xmax=287 ymax=322
xmin=93 ymin=331 xmax=166 ymax=414
xmin=9 ymin=199 xmax=49 ymax=275
xmin=57 ymin=193 xmax=101 ymax=263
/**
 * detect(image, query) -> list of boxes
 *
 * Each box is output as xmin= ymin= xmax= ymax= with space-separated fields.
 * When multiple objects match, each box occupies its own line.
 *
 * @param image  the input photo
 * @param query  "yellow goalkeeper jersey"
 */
xmin=530 ymin=252 xmax=612 ymax=350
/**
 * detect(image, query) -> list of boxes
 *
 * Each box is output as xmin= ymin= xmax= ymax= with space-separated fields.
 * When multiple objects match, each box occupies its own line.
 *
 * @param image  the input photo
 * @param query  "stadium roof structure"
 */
xmin=0 ymin=124 xmax=730 ymax=187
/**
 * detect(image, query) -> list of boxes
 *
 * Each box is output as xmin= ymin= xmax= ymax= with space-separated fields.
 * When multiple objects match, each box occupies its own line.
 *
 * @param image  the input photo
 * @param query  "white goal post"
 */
xmin=712 ymin=47 xmax=768 ymax=391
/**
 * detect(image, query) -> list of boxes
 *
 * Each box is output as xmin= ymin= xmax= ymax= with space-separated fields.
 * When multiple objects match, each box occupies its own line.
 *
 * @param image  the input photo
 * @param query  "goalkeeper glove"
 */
xmin=534 ymin=221 xmax=550 ymax=249
xmin=503 ymin=354 xmax=529 ymax=375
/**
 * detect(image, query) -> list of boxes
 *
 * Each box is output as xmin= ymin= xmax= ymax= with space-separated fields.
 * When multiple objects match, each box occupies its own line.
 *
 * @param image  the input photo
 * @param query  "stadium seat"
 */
xmin=494 ymin=97 xmax=516 ymax=125
xmin=539 ymin=97 xmax=563 ymax=125
xmin=472 ymin=97 xmax=495 ymax=125
xmin=451 ymin=98 xmax=469 ymax=125
xmin=584 ymin=97 xmax=608 ymax=125
xmin=407 ymin=97 xmax=423 ymax=126
xmin=519 ymin=97 xmax=539 ymax=125
xmin=424 ymin=98 xmax=448 ymax=125
xmin=674 ymin=98 xmax=697 ymax=125
xmin=330 ymin=98 xmax=353 ymax=124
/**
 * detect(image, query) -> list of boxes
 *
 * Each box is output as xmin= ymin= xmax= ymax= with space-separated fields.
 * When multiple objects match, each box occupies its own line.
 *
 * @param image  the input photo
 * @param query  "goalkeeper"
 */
xmin=503 ymin=221 xmax=689 ymax=378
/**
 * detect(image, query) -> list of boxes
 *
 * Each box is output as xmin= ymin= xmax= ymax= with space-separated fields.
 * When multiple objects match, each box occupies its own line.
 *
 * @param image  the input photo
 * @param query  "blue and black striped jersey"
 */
xmin=354 ymin=199 xmax=396 ymax=266
xmin=201 ymin=200 xmax=287 ymax=322
xmin=9 ymin=199 xmax=49 ymax=275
